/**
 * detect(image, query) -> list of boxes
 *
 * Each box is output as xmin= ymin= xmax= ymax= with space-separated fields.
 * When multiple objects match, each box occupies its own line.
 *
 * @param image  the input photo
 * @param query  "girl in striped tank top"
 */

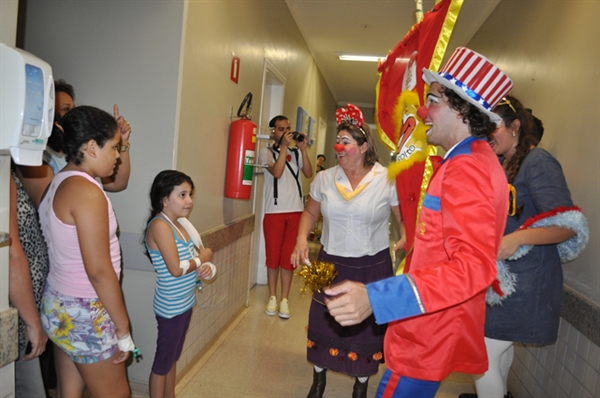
xmin=145 ymin=170 xmax=215 ymax=398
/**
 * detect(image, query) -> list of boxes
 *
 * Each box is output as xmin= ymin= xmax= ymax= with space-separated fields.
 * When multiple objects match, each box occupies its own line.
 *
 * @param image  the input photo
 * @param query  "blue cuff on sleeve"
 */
xmin=366 ymin=274 xmax=425 ymax=325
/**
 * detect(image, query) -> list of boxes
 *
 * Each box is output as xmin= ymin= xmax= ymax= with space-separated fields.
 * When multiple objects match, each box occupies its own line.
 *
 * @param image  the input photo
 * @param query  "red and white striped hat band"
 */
xmin=423 ymin=47 xmax=513 ymax=124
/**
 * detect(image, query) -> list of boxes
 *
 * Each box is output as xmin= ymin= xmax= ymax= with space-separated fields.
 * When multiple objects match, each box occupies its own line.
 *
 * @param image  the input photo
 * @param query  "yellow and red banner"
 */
xmin=375 ymin=0 xmax=463 ymax=273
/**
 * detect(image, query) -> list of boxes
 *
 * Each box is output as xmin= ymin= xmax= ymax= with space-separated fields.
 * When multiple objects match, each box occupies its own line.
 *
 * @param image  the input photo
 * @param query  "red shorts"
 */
xmin=263 ymin=212 xmax=302 ymax=271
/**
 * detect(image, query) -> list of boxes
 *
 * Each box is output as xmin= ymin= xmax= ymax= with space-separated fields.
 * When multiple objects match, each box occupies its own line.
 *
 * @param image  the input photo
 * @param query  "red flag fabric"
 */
xmin=375 ymin=0 xmax=462 ymax=272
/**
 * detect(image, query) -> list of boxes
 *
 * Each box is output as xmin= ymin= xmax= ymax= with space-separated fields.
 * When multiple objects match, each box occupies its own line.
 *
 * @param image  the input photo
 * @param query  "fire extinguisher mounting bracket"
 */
xmin=237 ymin=92 xmax=253 ymax=119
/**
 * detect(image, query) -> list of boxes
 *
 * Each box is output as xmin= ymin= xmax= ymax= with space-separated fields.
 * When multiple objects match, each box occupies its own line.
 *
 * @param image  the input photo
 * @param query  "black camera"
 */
xmin=292 ymin=131 xmax=305 ymax=142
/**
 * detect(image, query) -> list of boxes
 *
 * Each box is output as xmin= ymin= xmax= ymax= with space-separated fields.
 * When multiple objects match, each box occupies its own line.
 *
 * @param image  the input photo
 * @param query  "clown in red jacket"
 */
xmin=324 ymin=48 xmax=513 ymax=398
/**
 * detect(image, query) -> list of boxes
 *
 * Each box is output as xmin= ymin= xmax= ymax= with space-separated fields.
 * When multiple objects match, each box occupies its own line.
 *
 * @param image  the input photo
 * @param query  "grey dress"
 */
xmin=484 ymin=148 xmax=573 ymax=344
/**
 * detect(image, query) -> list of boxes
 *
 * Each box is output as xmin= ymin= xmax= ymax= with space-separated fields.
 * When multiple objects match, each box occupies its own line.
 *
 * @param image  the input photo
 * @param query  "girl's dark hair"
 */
xmin=146 ymin=170 xmax=195 ymax=226
xmin=493 ymin=95 xmax=537 ymax=184
xmin=143 ymin=170 xmax=195 ymax=255
xmin=59 ymin=106 xmax=118 ymax=165
xmin=441 ymin=86 xmax=497 ymax=138
xmin=336 ymin=122 xmax=379 ymax=167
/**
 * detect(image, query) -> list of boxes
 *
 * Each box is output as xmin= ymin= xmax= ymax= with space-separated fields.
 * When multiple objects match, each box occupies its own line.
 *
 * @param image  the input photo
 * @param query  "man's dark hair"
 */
xmin=54 ymin=79 xmax=75 ymax=100
xmin=440 ymin=86 xmax=497 ymax=138
xmin=269 ymin=115 xmax=288 ymax=128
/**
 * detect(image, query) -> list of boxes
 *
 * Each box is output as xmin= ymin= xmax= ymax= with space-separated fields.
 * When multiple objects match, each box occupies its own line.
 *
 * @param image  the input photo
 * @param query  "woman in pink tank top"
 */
xmin=39 ymin=106 xmax=135 ymax=398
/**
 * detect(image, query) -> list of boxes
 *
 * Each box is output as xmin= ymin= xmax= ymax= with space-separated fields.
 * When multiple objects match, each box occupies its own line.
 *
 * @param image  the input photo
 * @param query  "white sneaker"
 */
xmin=278 ymin=298 xmax=290 ymax=319
xmin=265 ymin=296 xmax=278 ymax=316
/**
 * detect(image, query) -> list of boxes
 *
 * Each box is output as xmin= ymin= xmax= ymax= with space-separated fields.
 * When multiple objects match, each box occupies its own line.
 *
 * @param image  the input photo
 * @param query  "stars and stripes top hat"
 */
xmin=422 ymin=47 xmax=513 ymax=124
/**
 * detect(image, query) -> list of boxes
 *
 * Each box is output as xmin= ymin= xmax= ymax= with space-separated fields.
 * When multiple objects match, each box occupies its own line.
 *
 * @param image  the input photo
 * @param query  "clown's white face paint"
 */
xmin=335 ymin=130 xmax=366 ymax=171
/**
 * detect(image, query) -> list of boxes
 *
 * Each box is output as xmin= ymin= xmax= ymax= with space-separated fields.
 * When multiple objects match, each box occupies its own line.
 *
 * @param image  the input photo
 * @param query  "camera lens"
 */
xmin=293 ymin=132 xmax=305 ymax=142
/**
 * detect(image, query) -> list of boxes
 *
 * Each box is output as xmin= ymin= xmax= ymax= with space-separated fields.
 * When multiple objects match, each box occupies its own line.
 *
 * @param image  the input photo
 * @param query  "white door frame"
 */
xmin=249 ymin=59 xmax=285 ymax=289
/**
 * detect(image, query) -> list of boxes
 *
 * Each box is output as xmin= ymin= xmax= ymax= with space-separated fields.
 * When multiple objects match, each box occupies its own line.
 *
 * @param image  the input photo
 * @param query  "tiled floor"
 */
xmin=133 ymin=278 xmax=477 ymax=397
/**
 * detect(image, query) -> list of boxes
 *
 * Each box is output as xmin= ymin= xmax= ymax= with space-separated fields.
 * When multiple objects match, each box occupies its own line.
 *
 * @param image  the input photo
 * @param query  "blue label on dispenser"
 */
xmin=23 ymin=64 xmax=44 ymax=137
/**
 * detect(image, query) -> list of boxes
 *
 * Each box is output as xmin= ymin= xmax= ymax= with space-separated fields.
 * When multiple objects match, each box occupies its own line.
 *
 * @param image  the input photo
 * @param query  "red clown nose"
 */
xmin=334 ymin=143 xmax=345 ymax=152
xmin=417 ymin=106 xmax=428 ymax=120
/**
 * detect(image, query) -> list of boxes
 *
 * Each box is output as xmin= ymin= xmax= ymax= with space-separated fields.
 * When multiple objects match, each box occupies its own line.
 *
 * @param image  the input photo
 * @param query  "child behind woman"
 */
xmin=145 ymin=170 xmax=215 ymax=398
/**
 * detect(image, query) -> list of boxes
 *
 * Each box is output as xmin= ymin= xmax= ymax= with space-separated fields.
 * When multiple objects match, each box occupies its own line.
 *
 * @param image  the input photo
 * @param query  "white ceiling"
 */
xmin=286 ymin=0 xmax=502 ymax=109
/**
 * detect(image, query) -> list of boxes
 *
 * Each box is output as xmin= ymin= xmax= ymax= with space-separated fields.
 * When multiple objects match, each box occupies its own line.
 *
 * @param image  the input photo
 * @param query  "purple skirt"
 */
xmin=306 ymin=248 xmax=392 ymax=377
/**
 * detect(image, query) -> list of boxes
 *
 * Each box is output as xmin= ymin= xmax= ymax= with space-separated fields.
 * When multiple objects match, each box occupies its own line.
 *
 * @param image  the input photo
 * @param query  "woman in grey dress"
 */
xmin=463 ymin=96 xmax=588 ymax=398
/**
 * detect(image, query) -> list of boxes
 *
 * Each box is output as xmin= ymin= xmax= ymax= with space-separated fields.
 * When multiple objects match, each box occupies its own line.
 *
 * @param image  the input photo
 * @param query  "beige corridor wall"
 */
xmin=176 ymin=1 xmax=337 ymax=231
xmin=467 ymin=0 xmax=599 ymax=304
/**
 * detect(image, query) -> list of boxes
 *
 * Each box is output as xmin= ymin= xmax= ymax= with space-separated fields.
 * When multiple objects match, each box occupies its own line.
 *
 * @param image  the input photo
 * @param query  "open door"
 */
xmin=249 ymin=59 xmax=286 ymax=289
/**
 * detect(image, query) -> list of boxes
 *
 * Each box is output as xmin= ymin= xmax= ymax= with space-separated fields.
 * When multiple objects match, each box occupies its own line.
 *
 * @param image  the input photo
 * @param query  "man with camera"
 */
xmin=259 ymin=115 xmax=312 ymax=319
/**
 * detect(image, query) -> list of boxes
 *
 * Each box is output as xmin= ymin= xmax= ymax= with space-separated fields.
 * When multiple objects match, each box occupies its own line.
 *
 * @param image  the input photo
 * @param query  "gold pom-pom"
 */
xmin=295 ymin=260 xmax=337 ymax=296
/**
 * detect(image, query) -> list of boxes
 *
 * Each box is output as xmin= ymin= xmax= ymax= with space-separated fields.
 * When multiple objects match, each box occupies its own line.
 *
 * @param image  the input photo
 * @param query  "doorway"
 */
xmin=249 ymin=59 xmax=286 ymax=287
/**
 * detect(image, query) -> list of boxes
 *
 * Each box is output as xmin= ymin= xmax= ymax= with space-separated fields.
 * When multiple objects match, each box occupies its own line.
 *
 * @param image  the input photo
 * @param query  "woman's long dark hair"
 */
xmin=493 ymin=95 xmax=537 ymax=184
xmin=494 ymin=95 xmax=537 ymax=220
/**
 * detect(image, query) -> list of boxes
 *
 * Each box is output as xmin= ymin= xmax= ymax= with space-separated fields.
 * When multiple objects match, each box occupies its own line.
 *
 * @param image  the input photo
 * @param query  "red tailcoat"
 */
xmin=367 ymin=137 xmax=508 ymax=381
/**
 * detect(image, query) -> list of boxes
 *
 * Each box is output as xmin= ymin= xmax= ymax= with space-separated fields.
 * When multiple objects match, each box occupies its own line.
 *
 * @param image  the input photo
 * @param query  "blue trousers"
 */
xmin=376 ymin=369 xmax=441 ymax=398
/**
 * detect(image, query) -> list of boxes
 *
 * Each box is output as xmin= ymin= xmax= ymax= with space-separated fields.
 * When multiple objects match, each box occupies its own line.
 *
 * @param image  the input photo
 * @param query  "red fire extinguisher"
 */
xmin=225 ymin=92 xmax=257 ymax=199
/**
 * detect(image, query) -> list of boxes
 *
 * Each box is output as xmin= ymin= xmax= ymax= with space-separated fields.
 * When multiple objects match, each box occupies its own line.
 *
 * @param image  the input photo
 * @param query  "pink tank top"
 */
xmin=39 ymin=171 xmax=121 ymax=298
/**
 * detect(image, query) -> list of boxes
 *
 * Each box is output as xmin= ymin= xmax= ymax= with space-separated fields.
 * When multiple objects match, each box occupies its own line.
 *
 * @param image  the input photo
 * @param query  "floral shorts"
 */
xmin=40 ymin=284 xmax=119 ymax=364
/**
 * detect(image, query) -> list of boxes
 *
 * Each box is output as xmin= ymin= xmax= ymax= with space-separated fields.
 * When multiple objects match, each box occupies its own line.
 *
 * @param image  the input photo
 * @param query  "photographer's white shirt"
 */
xmin=258 ymin=146 xmax=304 ymax=214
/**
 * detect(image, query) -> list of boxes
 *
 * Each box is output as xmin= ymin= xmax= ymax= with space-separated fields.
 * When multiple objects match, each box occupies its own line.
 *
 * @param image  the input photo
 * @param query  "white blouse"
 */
xmin=311 ymin=162 xmax=399 ymax=257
